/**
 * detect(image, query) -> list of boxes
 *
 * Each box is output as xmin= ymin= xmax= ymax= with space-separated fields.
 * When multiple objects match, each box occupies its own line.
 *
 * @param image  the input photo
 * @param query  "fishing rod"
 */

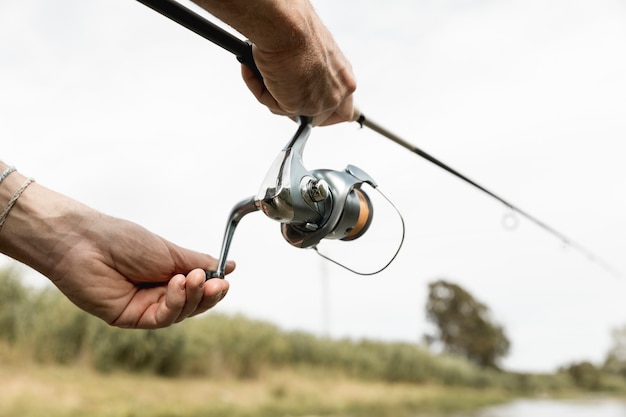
xmin=136 ymin=0 xmax=622 ymax=279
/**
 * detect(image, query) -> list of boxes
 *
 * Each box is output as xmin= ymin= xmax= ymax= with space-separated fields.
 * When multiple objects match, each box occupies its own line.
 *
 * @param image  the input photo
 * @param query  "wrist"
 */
xmin=0 ymin=167 xmax=95 ymax=280
xmin=193 ymin=0 xmax=316 ymax=52
xmin=250 ymin=0 xmax=316 ymax=53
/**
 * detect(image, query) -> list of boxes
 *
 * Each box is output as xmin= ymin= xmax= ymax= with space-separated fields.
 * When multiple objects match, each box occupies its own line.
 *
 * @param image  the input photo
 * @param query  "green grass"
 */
xmin=0 ymin=361 xmax=514 ymax=417
xmin=2 ymin=265 xmax=626 ymax=416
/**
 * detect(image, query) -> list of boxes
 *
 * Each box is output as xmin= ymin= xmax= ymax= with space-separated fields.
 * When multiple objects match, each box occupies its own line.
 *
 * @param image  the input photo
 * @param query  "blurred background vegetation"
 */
xmin=2 ymin=266 xmax=626 ymax=416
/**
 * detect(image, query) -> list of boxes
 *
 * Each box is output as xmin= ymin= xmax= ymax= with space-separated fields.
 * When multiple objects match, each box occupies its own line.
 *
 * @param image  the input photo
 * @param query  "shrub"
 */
xmin=0 ymin=267 xmax=30 ymax=344
xmin=91 ymin=326 xmax=186 ymax=376
xmin=563 ymin=361 xmax=603 ymax=391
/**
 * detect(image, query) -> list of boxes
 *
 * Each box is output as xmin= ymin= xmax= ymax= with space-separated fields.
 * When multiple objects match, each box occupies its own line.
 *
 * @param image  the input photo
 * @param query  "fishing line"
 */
xmin=355 ymin=114 xmax=622 ymax=278
xmin=136 ymin=0 xmax=622 ymax=278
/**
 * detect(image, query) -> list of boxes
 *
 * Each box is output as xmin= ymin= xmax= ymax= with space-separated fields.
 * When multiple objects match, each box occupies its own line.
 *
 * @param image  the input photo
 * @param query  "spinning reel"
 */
xmin=207 ymin=116 xmax=405 ymax=278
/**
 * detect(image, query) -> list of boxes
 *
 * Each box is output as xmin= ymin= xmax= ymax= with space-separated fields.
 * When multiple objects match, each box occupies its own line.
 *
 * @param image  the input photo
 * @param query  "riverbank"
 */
xmin=0 ymin=361 xmax=516 ymax=417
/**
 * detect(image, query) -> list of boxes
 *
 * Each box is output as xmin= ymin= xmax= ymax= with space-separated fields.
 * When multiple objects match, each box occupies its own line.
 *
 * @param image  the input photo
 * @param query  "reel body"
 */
xmin=207 ymin=117 xmax=404 ymax=278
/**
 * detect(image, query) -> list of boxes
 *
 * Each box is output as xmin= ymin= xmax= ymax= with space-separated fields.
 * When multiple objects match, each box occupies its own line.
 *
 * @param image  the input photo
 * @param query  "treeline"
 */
xmin=0 ymin=267 xmax=623 ymax=395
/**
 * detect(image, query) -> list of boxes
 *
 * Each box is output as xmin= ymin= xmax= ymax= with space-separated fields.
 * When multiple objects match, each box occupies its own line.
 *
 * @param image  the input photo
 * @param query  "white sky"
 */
xmin=2 ymin=0 xmax=626 ymax=373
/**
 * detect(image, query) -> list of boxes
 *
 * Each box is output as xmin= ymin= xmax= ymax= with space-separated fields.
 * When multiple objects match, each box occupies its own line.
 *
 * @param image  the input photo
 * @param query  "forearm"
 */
xmin=191 ymin=0 xmax=318 ymax=52
xmin=0 ymin=161 xmax=231 ymax=328
xmin=0 ymin=161 xmax=96 ymax=280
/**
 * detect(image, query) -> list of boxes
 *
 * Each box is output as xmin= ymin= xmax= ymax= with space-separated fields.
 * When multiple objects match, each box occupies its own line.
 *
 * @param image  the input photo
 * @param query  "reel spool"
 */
xmin=207 ymin=117 xmax=404 ymax=278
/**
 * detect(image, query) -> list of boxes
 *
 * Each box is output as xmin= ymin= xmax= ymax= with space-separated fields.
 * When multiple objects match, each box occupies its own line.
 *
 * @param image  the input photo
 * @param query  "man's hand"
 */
xmin=192 ymin=0 xmax=357 ymax=126
xmin=49 ymin=213 xmax=234 ymax=329
xmin=0 ymin=166 xmax=234 ymax=329
xmin=241 ymin=32 xmax=357 ymax=126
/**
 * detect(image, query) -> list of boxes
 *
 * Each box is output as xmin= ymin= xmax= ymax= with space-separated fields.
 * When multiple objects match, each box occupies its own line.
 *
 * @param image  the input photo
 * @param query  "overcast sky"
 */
xmin=2 ymin=0 xmax=626 ymax=373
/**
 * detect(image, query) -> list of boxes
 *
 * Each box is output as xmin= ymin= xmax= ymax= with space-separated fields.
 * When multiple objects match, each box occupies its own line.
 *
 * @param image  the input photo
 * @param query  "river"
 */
xmin=457 ymin=398 xmax=626 ymax=417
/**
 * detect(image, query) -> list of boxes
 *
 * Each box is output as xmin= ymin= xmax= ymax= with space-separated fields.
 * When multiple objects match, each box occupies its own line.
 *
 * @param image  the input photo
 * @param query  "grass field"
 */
xmin=0 ymin=360 xmax=513 ymax=417
xmin=0 ymin=268 xmax=617 ymax=416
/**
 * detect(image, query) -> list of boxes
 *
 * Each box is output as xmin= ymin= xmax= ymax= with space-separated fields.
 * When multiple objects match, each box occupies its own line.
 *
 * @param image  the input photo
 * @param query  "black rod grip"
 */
xmin=136 ymin=0 xmax=262 ymax=80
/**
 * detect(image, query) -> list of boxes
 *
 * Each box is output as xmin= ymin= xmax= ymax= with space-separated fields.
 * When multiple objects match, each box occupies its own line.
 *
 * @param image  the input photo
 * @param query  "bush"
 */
xmin=92 ymin=326 xmax=186 ymax=376
xmin=0 ymin=265 xmax=614 ymax=395
xmin=183 ymin=313 xmax=289 ymax=378
xmin=563 ymin=361 xmax=603 ymax=391
xmin=0 ymin=267 xmax=30 ymax=344
xmin=29 ymin=288 xmax=93 ymax=364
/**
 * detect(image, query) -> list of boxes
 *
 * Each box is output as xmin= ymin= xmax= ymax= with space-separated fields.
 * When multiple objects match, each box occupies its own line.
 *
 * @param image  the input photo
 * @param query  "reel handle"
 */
xmin=206 ymin=196 xmax=259 ymax=279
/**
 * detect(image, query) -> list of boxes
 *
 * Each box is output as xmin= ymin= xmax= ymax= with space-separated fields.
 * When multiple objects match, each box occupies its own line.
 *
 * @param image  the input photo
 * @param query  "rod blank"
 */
xmin=356 ymin=113 xmax=622 ymax=278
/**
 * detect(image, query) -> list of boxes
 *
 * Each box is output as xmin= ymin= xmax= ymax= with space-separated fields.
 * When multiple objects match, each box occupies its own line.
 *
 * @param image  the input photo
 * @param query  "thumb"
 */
xmin=168 ymin=241 xmax=236 ymax=276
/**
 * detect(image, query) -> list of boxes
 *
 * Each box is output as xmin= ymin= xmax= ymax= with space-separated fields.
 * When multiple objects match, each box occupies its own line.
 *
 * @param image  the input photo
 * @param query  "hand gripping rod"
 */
xmin=137 ymin=0 xmax=622 ymax=279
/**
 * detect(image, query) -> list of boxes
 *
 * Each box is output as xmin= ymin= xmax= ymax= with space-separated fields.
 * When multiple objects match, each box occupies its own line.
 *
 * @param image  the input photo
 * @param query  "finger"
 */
xmin=168 ymin=242 xmax=236 ymax=279
xmin=151 ymin=274 xmax=187 ymax=328
xmin=175 ymin=269 xmax=205 ymax=322
xmin=203 ymin=259 xmax=236 ymax=279
xmin=241 ymin=65 xmax=290 ymax=116
xmin=241 ymin=66 xmax=277 ymax=109
xmin=240 ymin=64 xmax=265 ymax=99
xmin=315 ymin=96 xmax=356 ymax=127
xmin=224 ymin=260 xmax=236 ymax=275
xmin=189 ymin=277 xmax=229 ymax=317
xmin=316 ymin=111 xmax=350 ymax=127
xmin=311 ymin=109 xmax=336 ymax=127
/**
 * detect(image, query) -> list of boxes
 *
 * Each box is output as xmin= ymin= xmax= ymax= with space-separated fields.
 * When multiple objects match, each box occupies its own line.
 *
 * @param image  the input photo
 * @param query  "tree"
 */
xmin=603 ymin=326 xmax=626 ymax=377
xmin=425 ymin=279 xmax=510 ymax=369
xmin=562 ymin=361 xmax=603 ymax=390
